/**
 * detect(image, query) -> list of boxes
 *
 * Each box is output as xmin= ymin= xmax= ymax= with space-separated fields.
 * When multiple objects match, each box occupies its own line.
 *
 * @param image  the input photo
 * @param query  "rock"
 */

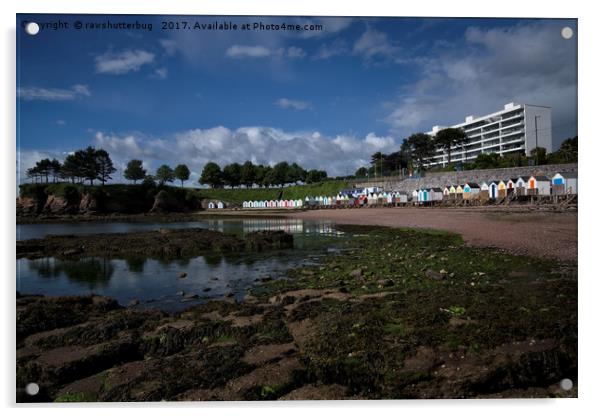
xmin=178 ymin=272 xmax=188 ymax=278
xmin=127 ymin=299 xmax=140 ymax=307
xmin=339 ymin=286 xmax=349 ymax=293
xmin=349 ymin=269 xmax=363 ymax=278
xmin=202 ymin=287 xmax=211 ymax=292
xmin=260 ymin=276 xmax=273 ymax=282
xmin=62 ymin=247 xmax=83 ymax=256
xmin=426 ymin=269 xmax=445 ymax=280
xmin=149 ymin=190 xmax=182 ymax=214
xmin=183 ymin=293 xmax=198 ymax=300
xmin=210 ymin=277 xmax=219 ymax=281
xmin=377 ymin=278 xmax=394 ymax=288
xmin=439 ymin=269 xmax=448 ymax=275
xmin=225 ymin=292 xmax=234 ymax=298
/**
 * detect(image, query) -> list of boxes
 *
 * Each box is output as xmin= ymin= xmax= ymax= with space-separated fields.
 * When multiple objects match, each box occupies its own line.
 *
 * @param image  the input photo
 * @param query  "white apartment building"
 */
xmin=425 ymin=103 xmax=552 ymax=167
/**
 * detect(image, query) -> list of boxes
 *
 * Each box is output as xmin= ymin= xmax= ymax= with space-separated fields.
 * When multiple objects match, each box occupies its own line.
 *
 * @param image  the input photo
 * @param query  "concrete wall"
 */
xmin=352 ymin=163 xmax=577 ymax=193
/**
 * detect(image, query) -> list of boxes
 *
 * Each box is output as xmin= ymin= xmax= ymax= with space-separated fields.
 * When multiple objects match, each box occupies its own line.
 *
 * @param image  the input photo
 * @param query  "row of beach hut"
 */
xmin=242 ymin=191 xmax=410 ymax=209
xmin=416 ymin=172 xmax=577 ymax=202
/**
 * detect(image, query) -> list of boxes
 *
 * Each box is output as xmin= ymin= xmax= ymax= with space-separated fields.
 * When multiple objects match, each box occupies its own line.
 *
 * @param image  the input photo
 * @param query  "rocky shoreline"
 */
xmin=16 ymin=225 xmax=577 ymax=401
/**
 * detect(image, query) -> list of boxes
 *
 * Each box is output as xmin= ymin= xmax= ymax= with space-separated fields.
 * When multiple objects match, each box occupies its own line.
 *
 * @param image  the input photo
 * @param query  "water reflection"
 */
xmin=27 ymin=257 xmax=114 ymax=289
xmin=16 ymin=218 xmax=348 ymax=312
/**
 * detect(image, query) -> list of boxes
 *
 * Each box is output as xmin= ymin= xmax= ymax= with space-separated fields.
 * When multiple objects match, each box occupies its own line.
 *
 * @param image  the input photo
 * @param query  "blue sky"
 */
xmin=17 ymin=14 xmax=577 ymax=184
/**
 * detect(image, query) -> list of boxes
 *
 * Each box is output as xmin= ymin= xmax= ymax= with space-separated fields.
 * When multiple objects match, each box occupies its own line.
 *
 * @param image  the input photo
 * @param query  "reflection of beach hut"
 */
xmin=429 ymin=188 xmax=443 ymax=202
xmin=488 ymin=181 xmax=499 ymax=199
xmin=552 ymin=172 xmax=578 ymax=195
xmin=463 ymin=183 xmax=480 ymax=200
xmin=497 ymin=181 xmax=507 ymax=198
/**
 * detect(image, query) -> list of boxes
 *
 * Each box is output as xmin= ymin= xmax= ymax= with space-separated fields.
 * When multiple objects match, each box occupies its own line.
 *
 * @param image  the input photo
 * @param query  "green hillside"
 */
xmin=196 ymin=180 xmax=349 ymax=204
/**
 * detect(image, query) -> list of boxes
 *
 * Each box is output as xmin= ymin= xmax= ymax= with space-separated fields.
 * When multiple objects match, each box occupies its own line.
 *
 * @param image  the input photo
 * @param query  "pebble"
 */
xmin=178 ymin=272 xmax=187 ymax=278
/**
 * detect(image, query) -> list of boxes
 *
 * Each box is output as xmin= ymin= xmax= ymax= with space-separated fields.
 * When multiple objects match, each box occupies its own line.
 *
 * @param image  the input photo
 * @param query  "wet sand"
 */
xmin=286 ymin=208 xmax=577 ymax=261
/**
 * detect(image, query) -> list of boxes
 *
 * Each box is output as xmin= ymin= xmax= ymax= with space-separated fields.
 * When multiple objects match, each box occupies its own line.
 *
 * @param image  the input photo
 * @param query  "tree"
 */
xmin=404 ymin=133 xmax=436 ymax=170
xmin=548 ymin=136 xmax=577 ymax=164
xmin=355 ymin=167 xmax=368 ymax=177
xmin=34 ymin=159 xmax=53 ymax=183
xmin=95 ymin=149 xmax=116 ymax=185
xmin=155 ymin=164 xmax=175 ymax=186
xmin=287 ymin=163 xmax=306 ymax=184
xmin=199 ymin=162 xmax=223 ymax=188
xmin=223 ymin=163 xmax=242 ymax=188
xmin=262 ymin=167 xmax=277 ymax=188
xmin=77 ymin=147 xmax=100 ymax=186
xmin=241 ymin=161 xmax=256 ymax=188
xmin=254 ymin=165 xmax=268 ymax=187
xmin=272 ymin=162 xmax=290 ymax=187
xmin=124 ymin=159 xmax=146 ymax=184
xmin=61 ymin=154 xmax=82 ymax=184
xmin=434 ymin=127 xmax=468 ymax=166
xmin=529 ymin=147 xmax=548 ymax=166
xmin=49 ymin=159 xmax=62 ymax=183
xmin=306 ymin=169 xmax=328 ymax=184
xmin=174 ymin=164 xmax=191 ymax=188
xmin=472 ymin=153 xmax=502 ymax=170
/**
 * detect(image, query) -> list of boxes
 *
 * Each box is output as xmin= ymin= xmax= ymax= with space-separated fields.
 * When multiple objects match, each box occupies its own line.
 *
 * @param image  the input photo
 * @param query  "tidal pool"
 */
xmin=16 ymin=218 xmax=347 ymax=312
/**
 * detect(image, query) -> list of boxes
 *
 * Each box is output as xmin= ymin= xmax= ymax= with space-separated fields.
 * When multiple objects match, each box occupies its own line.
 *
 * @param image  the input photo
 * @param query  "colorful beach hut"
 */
xmin=497 ymin=181 xmax=507 ymax=198
xmin=552 ymin=172 xmax=578 ymax=195
xmin=488 ymin=181 xmax=499 ymax=199
xmin=463 ymin=183 xmax=480 ymax=200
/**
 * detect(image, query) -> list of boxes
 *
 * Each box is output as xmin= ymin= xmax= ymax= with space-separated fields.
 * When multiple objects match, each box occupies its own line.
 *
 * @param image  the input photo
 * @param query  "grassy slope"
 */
xmin=196 ymin=181 xmax=349 ymax=204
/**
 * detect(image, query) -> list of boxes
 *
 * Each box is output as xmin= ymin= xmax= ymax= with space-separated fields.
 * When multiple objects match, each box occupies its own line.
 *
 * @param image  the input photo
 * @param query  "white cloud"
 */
xmin=87 ymin=126 xmax=398 ymax=183
xmin=159 ymin=38 xmax=178 ymax=55
xmin=152 ymin=68 xmax=168 ymax=79
xmin=384 ymin=21 xmax=577 ymax=147
xmin=225 ymin=45 xmax=271 ymax=58
xmin=95 ymin=49 xmax=155 ymax=74
xmin=275 ymin=98 xmax=312 ymax=111
xmin=286 ymin=46 xmax=306 ymax=59
xmin=17 ymin=84 xmax=91 ymax=101
xmin=353 ymin=28 xmax=398 ymax=61
xmin=56 ymin=120 xmax=66 ymax=126
xmin=313 ymin=38 xmax=348 ymax=60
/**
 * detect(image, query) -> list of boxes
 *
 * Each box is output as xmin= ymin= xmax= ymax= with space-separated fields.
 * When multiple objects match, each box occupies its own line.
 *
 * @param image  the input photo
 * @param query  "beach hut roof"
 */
xmin=508 ymin=178 xmax=517 ymax=182
xmin=465 ymin=182 xmax=479 ymax=188
xmin=557 ymin=171 xmax=578 ymax=178
xmin=431 ymin=187 xmax=443 ymax=192
xmin=533 ymin=175 xmax=550 ymax=181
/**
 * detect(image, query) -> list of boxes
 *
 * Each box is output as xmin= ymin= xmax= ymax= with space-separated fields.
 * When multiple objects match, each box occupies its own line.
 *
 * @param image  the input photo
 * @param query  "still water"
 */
xmin=16 ymin=218 xmax=346 ymax=312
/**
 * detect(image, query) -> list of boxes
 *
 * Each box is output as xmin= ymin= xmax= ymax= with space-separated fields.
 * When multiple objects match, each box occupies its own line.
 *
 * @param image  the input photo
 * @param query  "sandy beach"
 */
xmin=285 ymin=208 xmax=577 ymax=261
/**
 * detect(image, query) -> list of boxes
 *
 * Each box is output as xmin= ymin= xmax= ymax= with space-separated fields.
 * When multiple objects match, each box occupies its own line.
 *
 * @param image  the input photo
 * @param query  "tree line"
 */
xmin=25 ymin=148 xmax=329 ymax=189
xmin=199 ymin=161 xmax=327 ymax=189
xmin=354 ymin=129 xmax=578 ymax=177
